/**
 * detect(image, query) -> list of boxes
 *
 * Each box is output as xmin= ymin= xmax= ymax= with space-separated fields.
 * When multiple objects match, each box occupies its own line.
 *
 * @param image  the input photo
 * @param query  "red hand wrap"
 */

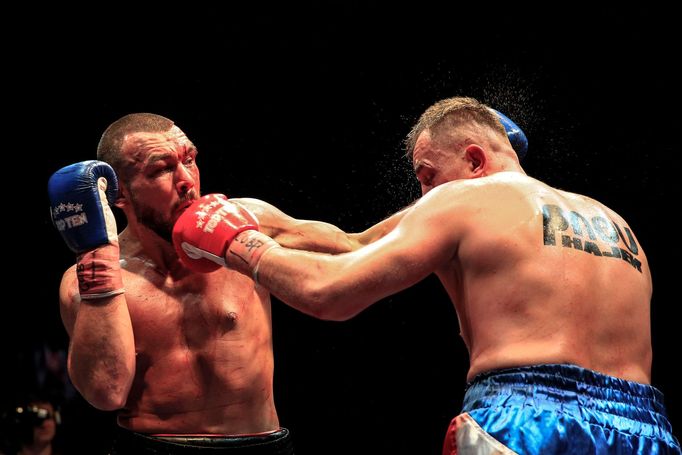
xmin=76 ymin=243 xmax=124 ymax=299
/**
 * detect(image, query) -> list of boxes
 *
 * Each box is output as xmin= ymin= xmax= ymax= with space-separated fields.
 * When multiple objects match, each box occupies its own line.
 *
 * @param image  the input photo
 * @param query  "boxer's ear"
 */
xmin=464 ymin=144 xmax=486 ymax=177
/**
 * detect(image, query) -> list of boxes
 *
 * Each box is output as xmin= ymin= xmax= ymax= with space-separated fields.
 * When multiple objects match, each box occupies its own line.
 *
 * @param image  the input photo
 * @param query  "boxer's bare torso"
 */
xmin=431 ymin=173 xmax=652 ymax=382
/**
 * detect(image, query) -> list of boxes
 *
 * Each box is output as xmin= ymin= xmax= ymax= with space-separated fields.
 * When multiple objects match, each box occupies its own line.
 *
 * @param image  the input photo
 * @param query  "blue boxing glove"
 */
xmin=48 ymin=160 xmax=119 ymax=253
xmin=48 ymin=160 xmax=124 ymax=299
xmin=492 ymin=109 xmax=528 ymax=161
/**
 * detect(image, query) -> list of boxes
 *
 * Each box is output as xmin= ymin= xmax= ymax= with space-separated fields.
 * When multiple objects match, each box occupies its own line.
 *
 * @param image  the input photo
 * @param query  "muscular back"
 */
xmin=436 ymin=172 xmax=652 ymax=383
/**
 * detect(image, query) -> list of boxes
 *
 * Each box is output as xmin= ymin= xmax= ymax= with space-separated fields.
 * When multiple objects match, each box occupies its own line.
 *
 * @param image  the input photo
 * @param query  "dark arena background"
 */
xmin=5 ymin=4 xmax=679 ymax=454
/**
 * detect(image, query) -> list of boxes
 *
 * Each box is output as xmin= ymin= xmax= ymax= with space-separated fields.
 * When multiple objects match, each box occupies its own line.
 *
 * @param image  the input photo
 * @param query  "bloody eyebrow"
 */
xmin=144 ymin=146 xmax=197 ymax=167
xmin=145 ymin=153 xmax=175 ymax=166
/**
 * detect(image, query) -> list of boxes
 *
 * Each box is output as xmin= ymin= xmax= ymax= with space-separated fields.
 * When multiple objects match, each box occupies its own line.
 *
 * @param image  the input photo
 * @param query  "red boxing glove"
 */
xmin=172 ymin=194 xmax=259 ymax=273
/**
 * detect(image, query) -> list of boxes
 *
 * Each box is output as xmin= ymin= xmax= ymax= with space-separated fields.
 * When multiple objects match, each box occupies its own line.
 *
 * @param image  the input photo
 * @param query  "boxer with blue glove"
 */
xmin=175 ymin=97 xmax=680 ymax=454
xmin=49 ymin=112 xmax=407 ymax=455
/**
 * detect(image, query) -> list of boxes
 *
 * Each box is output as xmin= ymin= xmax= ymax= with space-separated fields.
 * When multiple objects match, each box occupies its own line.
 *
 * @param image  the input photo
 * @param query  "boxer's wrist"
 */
xmin=225 ymin=230 xmax=280 ymax=281
xmin=77 ymin=243 xmax=125 ymax=299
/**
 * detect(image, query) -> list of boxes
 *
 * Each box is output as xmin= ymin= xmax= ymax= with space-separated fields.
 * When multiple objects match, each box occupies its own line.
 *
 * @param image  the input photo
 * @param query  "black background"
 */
xmin=6 ymin=3 xmax=680 ymax=453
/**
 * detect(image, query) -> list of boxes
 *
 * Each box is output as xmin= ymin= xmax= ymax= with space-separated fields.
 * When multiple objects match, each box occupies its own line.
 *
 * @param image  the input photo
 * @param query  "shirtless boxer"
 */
xmin=47 ymin=113 xmax=402 ymax=454
xmin=174 ymin=98 xmax=681 ymax=454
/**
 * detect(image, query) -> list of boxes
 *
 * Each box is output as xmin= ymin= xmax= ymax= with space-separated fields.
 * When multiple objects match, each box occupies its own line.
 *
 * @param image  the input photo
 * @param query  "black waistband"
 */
xmin=110 ymin=427 xmax=294 ymax=455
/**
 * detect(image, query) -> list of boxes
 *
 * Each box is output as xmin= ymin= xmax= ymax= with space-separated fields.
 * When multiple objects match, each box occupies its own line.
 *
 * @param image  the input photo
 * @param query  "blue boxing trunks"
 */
xmin=442 ymin=364 xmax=680 ymax=454
xmin=110 ymin=427 xmax=294 ymax=454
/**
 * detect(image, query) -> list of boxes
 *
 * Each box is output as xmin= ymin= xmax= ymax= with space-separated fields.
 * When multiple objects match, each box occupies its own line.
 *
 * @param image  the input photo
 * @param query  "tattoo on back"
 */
xmin=542 ymin=204 xmax=642 ymax=272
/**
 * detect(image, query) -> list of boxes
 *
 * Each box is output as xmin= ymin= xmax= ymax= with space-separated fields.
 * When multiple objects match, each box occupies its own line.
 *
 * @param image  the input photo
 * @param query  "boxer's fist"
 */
xmin=48 ymin=161 xmax=124 ymax=299
xmin=48 ymin=160 xmax=119 ymax=253
xmin=172 ymin=194 xmax=259 ymax=273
